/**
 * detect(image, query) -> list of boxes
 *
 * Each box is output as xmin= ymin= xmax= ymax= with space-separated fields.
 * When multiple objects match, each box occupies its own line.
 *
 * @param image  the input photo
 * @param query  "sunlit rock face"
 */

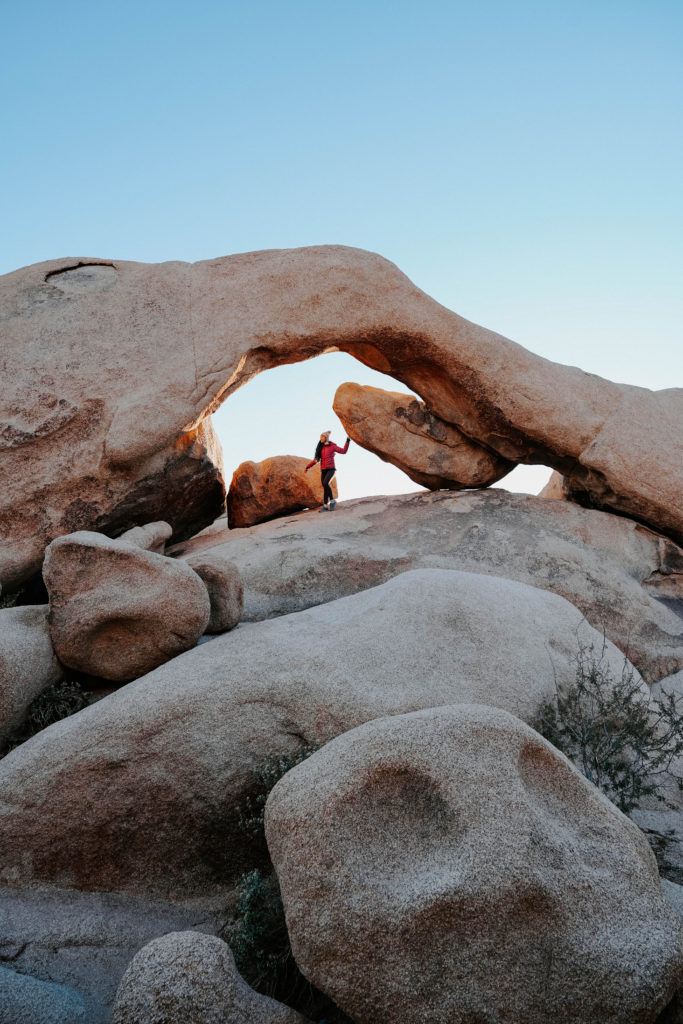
xmin=1 ymin=247 xmax=681 ymax=586
xmin=265 ymin=705 xmax=683 ymax=1024
xmin=227 ymin=455 xmax=337 ymax=528
xmin=333 ymin=381 xmax=513 ymax=489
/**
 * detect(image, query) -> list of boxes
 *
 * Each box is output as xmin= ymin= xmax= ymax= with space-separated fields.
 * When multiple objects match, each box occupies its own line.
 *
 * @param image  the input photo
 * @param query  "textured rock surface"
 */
xmin=171 ymin=489 xmax=683 ymax=682
xmin=227 ymin=455 xmax=337 ymax=528
xmin=266 ymin=705 xmax=683 ymax=1024
xmin=185 ymin=552 xmax=243 ymax=633
xmin=0 ymin=884 xmax=225 ymax=1016
xmin=539 ymin=469 xmax=568 ymax=500
xmin=1 ymin=248 xmax=680 ymax=587
xmin=119 ymin=520 xmax=172 ymax=553
xmin=0 ymin=605 xmax=63 ymax=744
xmin=0 ymin=965 xmax=105 ymax=1024
xmin=43 ymin=531 xmax=210 ymax=681
xmin=0 ymin=569 xmax=636 ymax=895
xmin=333 ymin=380 xmax=513 ymax=488
xmin=112 ymin=931 xmax=308 ymax=1024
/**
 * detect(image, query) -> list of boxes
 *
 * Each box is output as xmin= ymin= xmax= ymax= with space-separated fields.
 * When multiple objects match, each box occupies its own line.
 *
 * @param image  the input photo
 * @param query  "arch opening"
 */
xmin=209 ymin=351 xmax=553 ymax=506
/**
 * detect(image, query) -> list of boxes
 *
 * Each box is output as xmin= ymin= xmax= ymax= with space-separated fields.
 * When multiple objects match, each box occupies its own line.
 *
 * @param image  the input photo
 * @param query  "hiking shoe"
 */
xmin=329 ymin=500 xmax=337 ymax=510
xmin=319 ymin=505 xmax=329 ymax=512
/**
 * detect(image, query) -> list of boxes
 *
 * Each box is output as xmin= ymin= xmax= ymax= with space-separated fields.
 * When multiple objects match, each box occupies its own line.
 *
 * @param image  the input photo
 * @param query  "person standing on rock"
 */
xmin=305 ymin=430 xmax=350 ymax=511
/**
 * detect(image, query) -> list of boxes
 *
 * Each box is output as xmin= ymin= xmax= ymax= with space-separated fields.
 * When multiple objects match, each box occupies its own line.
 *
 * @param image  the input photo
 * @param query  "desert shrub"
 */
xmin=1 ymin=680 xmax=89 ymax=756
xmin=226 ymin=744 xmax=352 ymax=1023
xmin=237 ymin=744 xmax=320 ymax=857
xmin=536 ymin=640 xmax=683 ymax=814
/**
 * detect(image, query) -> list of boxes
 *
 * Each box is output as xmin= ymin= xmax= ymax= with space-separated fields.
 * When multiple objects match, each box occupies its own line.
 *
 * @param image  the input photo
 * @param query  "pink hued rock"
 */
xmin=1 ymin=248 xmax=680 ymax=587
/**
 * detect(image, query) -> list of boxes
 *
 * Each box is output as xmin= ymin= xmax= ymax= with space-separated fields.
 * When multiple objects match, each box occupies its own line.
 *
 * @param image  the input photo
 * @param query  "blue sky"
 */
xmin=2 ymin=1 xmax=681 ymax=499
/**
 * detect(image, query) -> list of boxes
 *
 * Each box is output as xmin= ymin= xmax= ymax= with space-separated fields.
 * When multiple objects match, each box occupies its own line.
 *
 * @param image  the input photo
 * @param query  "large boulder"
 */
xmin=172 ymin=489 xmax=683 ymax=683
xmin=43 ymin=531 xmax=210 ymax=681
xmin=0 ymin=568 xmax=638 ymax=896
xmin=265 ymin=705 xmax=683 ymax=1024
xmin=0 ymin=605 xmax=63 ymax=745
xmin=333 ymin=380 xmax=513 ymax=488
xmin=1 ymin=248 xmax=680 ymax=587
xmin=227 ymin=455 xmax=337 ymax=528
xmin=112 ymin=932 xmax=308 ymax=1024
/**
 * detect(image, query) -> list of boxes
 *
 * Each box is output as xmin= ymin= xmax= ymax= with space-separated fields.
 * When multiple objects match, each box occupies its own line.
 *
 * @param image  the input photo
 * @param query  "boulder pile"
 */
xmin=0 ymin=246 xmax=682 ymax=1022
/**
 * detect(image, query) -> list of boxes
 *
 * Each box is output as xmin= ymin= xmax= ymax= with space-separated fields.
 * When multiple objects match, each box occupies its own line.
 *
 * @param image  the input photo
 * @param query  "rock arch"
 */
xmin=0 ymin=245 xmax=680 ymax=586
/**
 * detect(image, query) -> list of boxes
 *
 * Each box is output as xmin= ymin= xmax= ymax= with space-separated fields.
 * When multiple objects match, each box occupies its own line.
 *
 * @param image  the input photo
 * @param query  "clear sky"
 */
xmin=2 ymin=1 xmax=681 ymax=500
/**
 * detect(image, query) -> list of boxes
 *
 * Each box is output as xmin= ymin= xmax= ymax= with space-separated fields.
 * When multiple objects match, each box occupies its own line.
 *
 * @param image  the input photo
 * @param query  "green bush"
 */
xmin=226 ymin=744 xmax=352 ymax=1023
xmin=536 ymin=640 xmax=683 ymax=814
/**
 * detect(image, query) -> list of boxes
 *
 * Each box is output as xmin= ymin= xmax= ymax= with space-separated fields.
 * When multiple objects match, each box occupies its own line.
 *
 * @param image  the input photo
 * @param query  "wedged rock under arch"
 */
xmin=0 ymin=246 xmax=680 ymax=585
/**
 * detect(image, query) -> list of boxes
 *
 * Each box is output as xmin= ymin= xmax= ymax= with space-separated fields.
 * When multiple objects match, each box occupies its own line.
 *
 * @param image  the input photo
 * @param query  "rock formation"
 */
xmin=185 ymin=551 xmax=244 ymax=633
xmin=0 ymin=606 xmax=64 ymax=745
xmin=539 ymin=469 xmax=568 ymax=500
xmin=0 ymin=964 xmax=105 ymax=1024
xmin=112 ymin=932 xmax=308 ymax=1024
xmin=0 ymin=569 xmax=637 ymax=895
xmin=172 ymin=489 xmax=683 ymax=683
xmin=265 ymin=704 xmax=683 ymax=1024
xmin=333 ymin=381 xmax=513 ymax=488
xmin=1 ymin=247 xmax=681 ymax=588
xmin=227 ymin=455 xmax=337 ymax=528
xmin=43 ymin=531 xmax=210 ymax=681
xmin=0 ymin=882 xmax=225 ymax=1015
xmin=119 ymin=521 xmax=173 ymax=553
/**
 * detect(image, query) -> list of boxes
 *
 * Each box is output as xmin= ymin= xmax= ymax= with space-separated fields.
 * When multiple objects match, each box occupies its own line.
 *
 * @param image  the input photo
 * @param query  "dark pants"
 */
xmin=321 ymin=468 xmax=336 ymax=504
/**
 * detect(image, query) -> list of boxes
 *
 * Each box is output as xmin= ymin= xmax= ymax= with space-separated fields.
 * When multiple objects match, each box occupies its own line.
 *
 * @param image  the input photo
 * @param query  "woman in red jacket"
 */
xmin=305 ymin=430 xmax=351 ymax=511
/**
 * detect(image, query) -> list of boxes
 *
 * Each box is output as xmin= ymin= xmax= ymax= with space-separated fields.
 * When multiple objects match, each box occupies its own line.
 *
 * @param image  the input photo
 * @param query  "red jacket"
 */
xmin=307 ymin=439 xmax=350 ymax=471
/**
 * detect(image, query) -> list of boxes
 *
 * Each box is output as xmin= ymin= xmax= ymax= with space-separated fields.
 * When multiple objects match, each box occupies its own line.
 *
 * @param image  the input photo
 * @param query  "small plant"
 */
xmin=237 ymin=744 xmax=320 ymax=854
xmin=227 ymin=743 xmax=352 ymax=1023
xmin=536 ymin=640 xmax=683 ymax=815
xmin=1 ymin=680 xmax=89 ymax=756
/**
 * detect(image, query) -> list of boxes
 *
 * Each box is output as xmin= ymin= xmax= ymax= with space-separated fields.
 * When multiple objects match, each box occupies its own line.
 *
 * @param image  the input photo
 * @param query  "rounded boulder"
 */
xmin=265 ymin=704 xmax=683 ymax=1024
xmin=112 ymin=931 xmax=309 ymax=1024
xmin=43 ymin=531 xmax=210 ymax=681
xmin=185 ymin=552 xmax=244 ymax=633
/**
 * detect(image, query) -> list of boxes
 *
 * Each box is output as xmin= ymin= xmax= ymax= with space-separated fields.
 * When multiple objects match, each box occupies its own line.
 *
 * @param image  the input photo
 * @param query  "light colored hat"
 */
xmin=320 ymin=430 xmax=331 ymax=442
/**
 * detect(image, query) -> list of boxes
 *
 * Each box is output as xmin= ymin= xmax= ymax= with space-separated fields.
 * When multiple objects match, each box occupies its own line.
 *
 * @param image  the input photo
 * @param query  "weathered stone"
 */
xmin=0 ymin=605 xmax=63 ymax=745
xmin=112 ymin=932 xmax=308 ymax=1024
xmin=171 ymin=489 xmax=683 ymax=683
xmin=539 ymin=469 xmax=568 ymax=500
xmin=227 ymin=455 xmax=337 ymax=528
xmin=0 ymin=883 xmax=225 ymax=1015
xmin=265 ymin=704 xmax=683 ymax=1024
xmin=333 ymin=380 xmax=513 ymax=488
xmin=0 ymin=965 xmax=106 ymax=1024
xmin=0 ymin=569 xmax=636 ymax=896
xmin=118 ymin=520 xmax=172 ymax=553
xmin=1 ymin=248 xmax=680 ymax=587
xmin=43 ymin=531 xmax=210 ymax=681
xmin=185 ymin=552 xmax=243 ymax=633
